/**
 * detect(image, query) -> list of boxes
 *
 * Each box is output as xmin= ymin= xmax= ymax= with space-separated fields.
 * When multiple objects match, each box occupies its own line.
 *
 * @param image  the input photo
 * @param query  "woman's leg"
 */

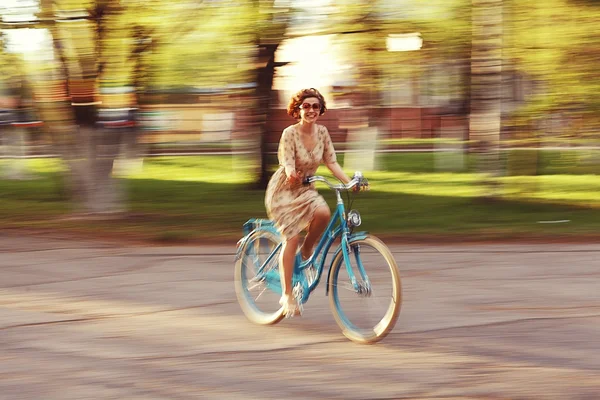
xmin=301 ymin=205 xmax=331 ymax=260
xmin=280 ymin=234 xmax=300 ymax=297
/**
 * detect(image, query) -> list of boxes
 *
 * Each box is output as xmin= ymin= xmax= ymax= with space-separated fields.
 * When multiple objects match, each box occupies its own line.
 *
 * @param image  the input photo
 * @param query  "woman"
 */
xmin=265 ymin=88 xmax=352 ymax=317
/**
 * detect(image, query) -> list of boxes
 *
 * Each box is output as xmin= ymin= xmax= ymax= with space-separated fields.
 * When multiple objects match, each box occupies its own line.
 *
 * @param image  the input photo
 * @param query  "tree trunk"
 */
xmin=2 ymin=125 xmax=32 ymax=180
xmin=41 ymin=0 xmax=127 ymax=215
xmin=113 ymin=125 xmax=145 ymax=177
xmin=66 ymin=126 xmax=125 ymax=214
xmin=470 ymin=0 xmax=503 ymax=199
xmin=254 ymin=44 xmax=279 ymax=190
xmin=1 ymin=75 xmax=34 ymax=180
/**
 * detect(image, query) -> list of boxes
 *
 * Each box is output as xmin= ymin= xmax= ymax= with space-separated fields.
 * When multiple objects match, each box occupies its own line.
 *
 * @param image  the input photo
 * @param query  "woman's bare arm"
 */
xmin=325 ymin=161 xmax=351 ymax=184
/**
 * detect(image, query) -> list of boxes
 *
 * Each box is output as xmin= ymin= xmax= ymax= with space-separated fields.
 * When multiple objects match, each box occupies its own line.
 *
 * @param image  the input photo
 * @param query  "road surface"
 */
xmin=1 ymin=234 xmax=599 ymax=399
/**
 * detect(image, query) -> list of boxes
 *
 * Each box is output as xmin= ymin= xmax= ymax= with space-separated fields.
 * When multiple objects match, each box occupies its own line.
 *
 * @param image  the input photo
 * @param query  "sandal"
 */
xmin=279 ymin=294 xmax=302 ymax=318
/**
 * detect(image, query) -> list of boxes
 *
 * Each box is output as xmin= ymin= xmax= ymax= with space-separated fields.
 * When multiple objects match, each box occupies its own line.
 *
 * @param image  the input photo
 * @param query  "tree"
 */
xmin=504 ymin=0 xmax=600 ymax=137
xmin=248 ymin=0 xmax=289 ymax=189
xmin=32 ymin=0 xmax=131 ymax=213
xmin=1 ymin=0 xmax=249 ymax=211
xmin=0 ymin=30 xmax=36 ymax=179
xmin=470 ymin=0 xmax=503 ymax=198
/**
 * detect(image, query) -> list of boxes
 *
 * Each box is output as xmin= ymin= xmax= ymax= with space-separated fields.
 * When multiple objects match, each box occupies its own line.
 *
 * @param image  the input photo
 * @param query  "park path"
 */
xmin=1 ymin=234 xmax=599 ymax=399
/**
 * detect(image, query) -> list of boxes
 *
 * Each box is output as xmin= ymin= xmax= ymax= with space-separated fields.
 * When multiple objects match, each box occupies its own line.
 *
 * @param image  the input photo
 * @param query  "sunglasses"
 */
xmin=300 ymin=102 xmax=321 ymax=111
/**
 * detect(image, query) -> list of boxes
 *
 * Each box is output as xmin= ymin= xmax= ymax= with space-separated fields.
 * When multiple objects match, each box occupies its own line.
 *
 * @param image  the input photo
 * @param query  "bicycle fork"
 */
xmin=341 ymin=235 xmax=372 ymax=297
xmin=336 ymin=191 xmax=371 ymax=297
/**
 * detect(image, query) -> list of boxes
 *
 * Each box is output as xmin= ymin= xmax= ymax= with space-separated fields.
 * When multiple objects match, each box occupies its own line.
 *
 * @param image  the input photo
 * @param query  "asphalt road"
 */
xmin=1 ymin=234 xmax=599 ymax=400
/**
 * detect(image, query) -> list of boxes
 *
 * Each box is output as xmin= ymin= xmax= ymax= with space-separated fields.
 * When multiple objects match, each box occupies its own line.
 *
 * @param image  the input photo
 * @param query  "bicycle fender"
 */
xmin=235 ymin=234 xmax=251 ymax=262
xmin=235 ymin=222 xmax=281 ymax=262
xmin=325 ymin=231 xmax=369 ymax=296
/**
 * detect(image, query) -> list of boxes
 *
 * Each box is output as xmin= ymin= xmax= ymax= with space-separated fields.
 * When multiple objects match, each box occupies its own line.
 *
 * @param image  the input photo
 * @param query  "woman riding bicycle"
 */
xmin=265 ymin=88 xmax=352 ymax=318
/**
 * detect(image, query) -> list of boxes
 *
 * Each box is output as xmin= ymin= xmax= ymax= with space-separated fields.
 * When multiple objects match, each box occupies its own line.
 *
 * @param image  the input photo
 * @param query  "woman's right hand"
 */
xmin=286 ymin=170 xmax=302 ymax=186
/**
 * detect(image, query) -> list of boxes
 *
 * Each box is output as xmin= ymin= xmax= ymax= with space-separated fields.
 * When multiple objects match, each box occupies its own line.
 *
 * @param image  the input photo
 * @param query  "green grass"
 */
xmin=0 ymin=152 xmax=599 ymax=243
xmin=380 ymin=137 xmax=600 ymax=148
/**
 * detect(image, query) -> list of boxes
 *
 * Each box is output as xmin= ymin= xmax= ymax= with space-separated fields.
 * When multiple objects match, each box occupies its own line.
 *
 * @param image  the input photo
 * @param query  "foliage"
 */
xmin=0 ymin=32 xmax=26 ymax=99
xmin=2 ymin=0 xmax=599 ymax=143
xmin=0 ymin=0 xmax=283 ymax=94
xmin=505 ymin=0 xmax=600 ymax=124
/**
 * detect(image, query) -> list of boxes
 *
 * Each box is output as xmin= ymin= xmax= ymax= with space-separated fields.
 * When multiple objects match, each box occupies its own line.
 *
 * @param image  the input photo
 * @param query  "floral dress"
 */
xmin=265 ymin=123 xmax=337 ymax=239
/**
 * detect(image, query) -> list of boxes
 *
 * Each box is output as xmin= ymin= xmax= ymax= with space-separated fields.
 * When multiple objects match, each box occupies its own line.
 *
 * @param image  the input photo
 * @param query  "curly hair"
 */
xmin=286 ymin=88 xmax=327 ymax=119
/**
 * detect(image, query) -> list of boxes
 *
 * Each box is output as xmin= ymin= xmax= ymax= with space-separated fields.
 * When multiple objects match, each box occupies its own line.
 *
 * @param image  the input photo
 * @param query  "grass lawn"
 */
xmin=1 ymin=151 xmax=599 ymax=243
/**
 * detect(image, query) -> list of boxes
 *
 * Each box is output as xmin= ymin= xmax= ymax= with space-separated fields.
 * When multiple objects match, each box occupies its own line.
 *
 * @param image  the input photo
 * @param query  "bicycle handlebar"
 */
xmin=303 ymin=171 xmax=369 ymax=191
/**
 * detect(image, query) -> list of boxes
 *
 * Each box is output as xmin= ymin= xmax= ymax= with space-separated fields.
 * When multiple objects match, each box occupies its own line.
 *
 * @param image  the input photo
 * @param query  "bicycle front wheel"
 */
xmin=234 ymin=229 xmax=285 ymax=325
xmin=328 ymin=235 xmax=402 ymax=344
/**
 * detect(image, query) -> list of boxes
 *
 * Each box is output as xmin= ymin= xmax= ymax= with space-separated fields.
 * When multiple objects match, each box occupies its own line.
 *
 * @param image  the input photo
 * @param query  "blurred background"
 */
xmin=0 ymin=0 xmax=599 ymax=242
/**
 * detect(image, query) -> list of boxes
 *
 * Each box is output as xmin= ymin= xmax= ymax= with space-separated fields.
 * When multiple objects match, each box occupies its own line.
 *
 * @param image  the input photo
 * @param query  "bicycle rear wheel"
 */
xmin=234 ymin=229 xmax=285 ymax=325
xmin=328 ymin=235 xmax=401 ymax=344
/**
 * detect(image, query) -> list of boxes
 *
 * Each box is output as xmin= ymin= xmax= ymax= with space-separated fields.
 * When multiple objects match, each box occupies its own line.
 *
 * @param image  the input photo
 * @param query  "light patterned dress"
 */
xmin=265 ymin=123 xmax=337 ymax=239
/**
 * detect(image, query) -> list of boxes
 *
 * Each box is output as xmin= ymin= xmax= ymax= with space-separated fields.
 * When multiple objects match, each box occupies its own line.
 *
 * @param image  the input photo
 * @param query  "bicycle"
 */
xmin=234 ymin=172 xmax=402 ymax=344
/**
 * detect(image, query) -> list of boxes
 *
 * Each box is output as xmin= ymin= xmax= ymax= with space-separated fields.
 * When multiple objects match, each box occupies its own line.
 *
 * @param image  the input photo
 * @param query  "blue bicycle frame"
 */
xmin=245 ymin=187 xmax=370 ymax=304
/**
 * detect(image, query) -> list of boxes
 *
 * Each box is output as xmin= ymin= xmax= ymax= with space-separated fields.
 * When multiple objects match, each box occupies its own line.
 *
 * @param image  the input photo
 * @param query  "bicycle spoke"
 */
xmin=330 ymin=281 xmax=356 ymax=292
xmin=254 ymin=285 xmax=268 ymax=302
xmin=246 ymin=280 xmax=264 ymax=291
